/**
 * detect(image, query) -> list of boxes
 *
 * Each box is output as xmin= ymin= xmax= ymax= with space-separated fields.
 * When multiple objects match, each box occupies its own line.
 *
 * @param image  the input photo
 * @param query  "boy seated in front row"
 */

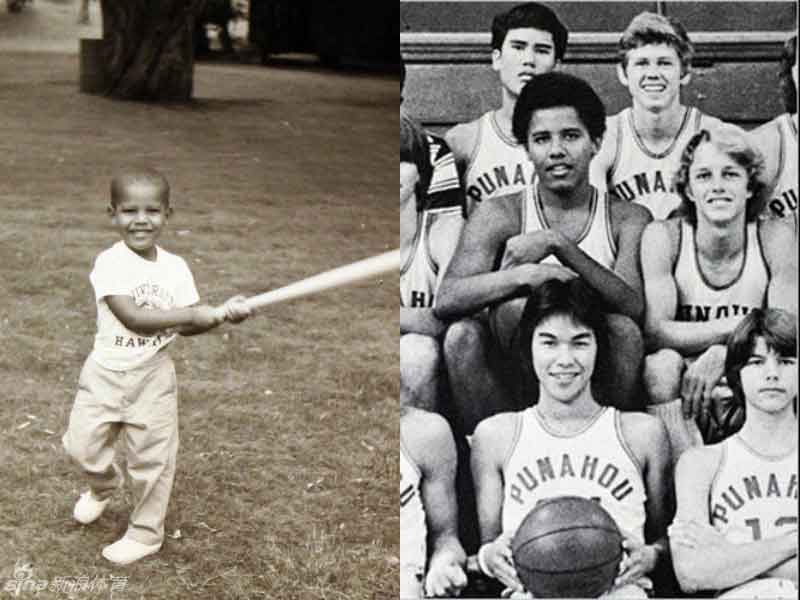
xmin=670 ymin=308 xmax=797 ymax=597
xmin=62 ymin=169 xmax=251 ymax=565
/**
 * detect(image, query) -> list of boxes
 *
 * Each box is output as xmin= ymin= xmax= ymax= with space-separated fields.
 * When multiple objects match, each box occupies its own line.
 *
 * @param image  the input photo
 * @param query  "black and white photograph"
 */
xmin=0 ymin=2 xmax=398 ymax=599
xmin=401 ymin=1 xmax=797 ymax=598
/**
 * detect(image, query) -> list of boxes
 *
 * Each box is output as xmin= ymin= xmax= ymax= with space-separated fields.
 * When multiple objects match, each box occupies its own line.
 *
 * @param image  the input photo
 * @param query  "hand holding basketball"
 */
xmin=479 ymin=533 xmax=525 ymax=593
xmin=615 ymin=530 xmax=658 ymax=587
xmin=424 ymin=551 xmax=468 ymax=598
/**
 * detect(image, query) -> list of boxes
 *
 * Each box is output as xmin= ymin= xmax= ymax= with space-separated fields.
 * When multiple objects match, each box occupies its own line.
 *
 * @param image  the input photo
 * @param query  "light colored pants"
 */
xmin=63 ymin=352 xmax=178 ymax=546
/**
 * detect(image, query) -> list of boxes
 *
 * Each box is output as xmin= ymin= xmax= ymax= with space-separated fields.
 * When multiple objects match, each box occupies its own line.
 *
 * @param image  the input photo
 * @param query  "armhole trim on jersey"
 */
xmin=400 ymin=437 xmax=423 ymax=480
xmin=604 ymin=191 xmax=618 ymax=258
xmin=423 ymin=211 xmax=440 ymax=277
xmin=708 ymin=441 xmax=727 ymax=503
xmin=614 ymin=409 xmax=645 ymax=476
xmin=501 ymin=412 xmax=525 ymax=472
xmin=671 ymin=219 xmax=684 ymax=275
xmin=463 ymin=116 xmax=485 ymax=184
xmin=401 ymin=212 xmax=425 ymax=277
xmin=755 ymin=219 xmax=772 ymax=282
xmin=608 ymin=113 xmax=623 ymax=182
xmin=774 ymin=119 xmax=786 ymax=190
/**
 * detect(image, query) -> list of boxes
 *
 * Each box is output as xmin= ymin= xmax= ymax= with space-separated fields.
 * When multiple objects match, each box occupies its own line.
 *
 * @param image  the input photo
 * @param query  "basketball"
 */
xmin=511 ymin=496 xmax=623 ymax=598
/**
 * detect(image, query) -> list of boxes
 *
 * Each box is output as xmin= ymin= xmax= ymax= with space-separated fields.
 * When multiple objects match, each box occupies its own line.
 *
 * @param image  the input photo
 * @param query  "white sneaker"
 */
xmin=102 ymin=537 xmax=162 ymax=566
xmin=73 ymin=491 xmax=111 ymax=525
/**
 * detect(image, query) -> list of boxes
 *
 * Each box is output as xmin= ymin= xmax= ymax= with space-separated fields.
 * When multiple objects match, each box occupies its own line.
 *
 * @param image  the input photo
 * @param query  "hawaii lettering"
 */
xmin=508 ymin=453 xmax=634 ymax=505
xmin=612 ymin=170 xmax=671 ymax=202
xmin=677 ymin=304 xmax=755 ymax=321
xmin=467 ymin=163 xmax=531 ymax=205
xmin=768 ymin=188 xmax=798 ymax=219
xmin=711 ymin=472 xmax=797 ymax=524
xmin=115 ymin=335 xmax=164 ymax=348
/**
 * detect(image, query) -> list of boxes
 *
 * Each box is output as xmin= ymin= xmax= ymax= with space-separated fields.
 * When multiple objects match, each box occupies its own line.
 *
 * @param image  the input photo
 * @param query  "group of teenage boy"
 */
xmin=400 ymin=3 xmax=797 ymax=598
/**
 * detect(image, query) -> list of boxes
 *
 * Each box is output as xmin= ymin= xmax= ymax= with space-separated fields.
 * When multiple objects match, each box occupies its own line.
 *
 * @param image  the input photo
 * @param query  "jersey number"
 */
xmin=743 ymin=516 xmax=798 ymax=541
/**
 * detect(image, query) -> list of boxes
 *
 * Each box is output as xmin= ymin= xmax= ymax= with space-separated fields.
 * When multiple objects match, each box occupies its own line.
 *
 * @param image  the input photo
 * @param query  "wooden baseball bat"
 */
xmin=214 ymin=249 xmax=400 ymax=319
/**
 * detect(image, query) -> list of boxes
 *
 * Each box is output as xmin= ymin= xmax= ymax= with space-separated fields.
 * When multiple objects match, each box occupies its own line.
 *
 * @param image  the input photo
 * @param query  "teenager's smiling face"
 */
xmin=531 ymin=314 xmax=597 ymax=403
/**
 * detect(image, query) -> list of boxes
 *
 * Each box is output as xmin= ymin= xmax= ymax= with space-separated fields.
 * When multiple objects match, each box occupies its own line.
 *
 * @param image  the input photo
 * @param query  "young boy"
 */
xmin=470 ymin=279 xmax=672 ymax=597
xmin=669 ymin=308 xmax=797 ymax=597
xmin=589 ymin=11 xmax=723 ymax=221
xmin=445 ymin=2 xmax=568 ymax=215
xmin=641 ymin=124 xmax=796 ymax=462
xmin=62 ymin=169 xmax=251 ymax=565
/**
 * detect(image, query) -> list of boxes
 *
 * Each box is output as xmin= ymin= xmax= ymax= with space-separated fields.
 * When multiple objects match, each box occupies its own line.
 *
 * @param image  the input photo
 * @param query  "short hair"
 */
xmin=490 ymin=2 xmax=568 ymax=61
xmin=725 ymin=308 xmax=797 ymax=407
xmin=512 ymin=72 xmax=606 ymax=148
xmin=110 ymin=169 xmax=170 ymax=208
xmin=618 ymin=12 xmax=694 ymax=75
xmin=400 ymin=109 xmax=432 ymax=210
xmin=517 ymin=278 xmax=612 ymax=402
xmin=672 ymin=125 xmax=767 ymax=225
xmin=779 ymin=34 xmax=797 ymax=115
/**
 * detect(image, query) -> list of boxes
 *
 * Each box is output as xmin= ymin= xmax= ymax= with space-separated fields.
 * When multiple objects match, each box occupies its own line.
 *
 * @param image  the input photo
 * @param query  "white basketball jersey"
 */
xmin=709 ymin=435 xmax=797 ymax=545
xmin=502 ymin=406 xmax=647 ymax=543
xmin=764 ymin=114 xmax=798 ymax=224
xmin=674 ymin=220 xmax=768 ymax=322
xmin=400 ymin=207 xmax=460 ymax=308
xmin=520 ymin=185 xmax=616 ymax=269
xmin=464 ymin=111 xmax=535 ymax=215
xmin=607 ymin=107 xmax=721 ymax=220
xmin=400 ymin=443 xmax=426 ymax=598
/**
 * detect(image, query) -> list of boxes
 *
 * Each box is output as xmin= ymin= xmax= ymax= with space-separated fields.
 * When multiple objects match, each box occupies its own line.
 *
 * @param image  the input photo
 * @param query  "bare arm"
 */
xmin=554 ymin=200 xmax=650 ymax=321
xmin=762 ymin=218 xmax=798 ymax=315
xmin=404 ymin=411 xmax=467 ymax=598
xmin=617 ymin=413 xmax=673 ymax=584
xmin=588 ymin=116 xmax=617 ymax=191
xmin=435 ymin=195 xmax=543 ymax=320
xmin=106 ymin=295 xmax=224 ymax=337
xmin=641 ymin=221 xmax=740 ymax=353
xmin=670 ymin=446 xmax=798 ymax=593
xmin=748 ymin=121 xmax=781 ymax=200
xmin=470 ymin=413 xmax=524 ymax=592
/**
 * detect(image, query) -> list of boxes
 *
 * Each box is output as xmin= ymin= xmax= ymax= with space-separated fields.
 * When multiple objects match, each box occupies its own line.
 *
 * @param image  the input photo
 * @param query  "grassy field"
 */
xmin=0 ymin=53 xmax=398 ymax=599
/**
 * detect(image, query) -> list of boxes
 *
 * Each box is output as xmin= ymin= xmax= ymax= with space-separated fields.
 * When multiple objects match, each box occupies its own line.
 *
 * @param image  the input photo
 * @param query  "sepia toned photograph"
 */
xmin=401 ymin=1 xmax=796 ymax=598
xmin=0 ymin=2 xmax=398 ymax=599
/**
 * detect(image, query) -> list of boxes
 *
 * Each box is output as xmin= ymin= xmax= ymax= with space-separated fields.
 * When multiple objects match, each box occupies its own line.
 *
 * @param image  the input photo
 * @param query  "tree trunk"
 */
xmin=99 ymin=0 xmax=207 ymax=101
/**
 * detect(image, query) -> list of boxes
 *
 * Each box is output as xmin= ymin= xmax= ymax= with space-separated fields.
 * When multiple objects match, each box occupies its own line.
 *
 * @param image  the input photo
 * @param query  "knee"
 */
xmin=442 ymin=318 xmax=485 ymax=363
xmin=643 ymin=349 xmax=684 ymax=405
xmin=401 ymin=333 xmax=441 ymax=382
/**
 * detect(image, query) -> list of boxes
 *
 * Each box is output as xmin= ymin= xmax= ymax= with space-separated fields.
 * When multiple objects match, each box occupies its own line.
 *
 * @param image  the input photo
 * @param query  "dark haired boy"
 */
xmin=437 ymin=72 xmax=651 ymax=432
xmin=445 ymin=2 xmax=568 ymax=216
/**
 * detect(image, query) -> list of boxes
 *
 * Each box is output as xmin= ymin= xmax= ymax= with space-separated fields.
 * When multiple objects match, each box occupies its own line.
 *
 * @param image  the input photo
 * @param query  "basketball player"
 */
xmin=437 ymin=72 xmax=650 ymax=433
xmin=470 ymin=279 xmax=672 ymax=597
xmin=445 ymin=2 xmax=568 ymax=216
xmin=401 ymin=406 xmax=468 ymax=598
xmin=589 ymin=12 xmax=724 ymax=221
xmin=641 ymin=124 xmax=797 ymax=464
xmin=749 ymin=34 xmax=798 ymax=225
xmin=401 ymin=64 xmax=465 ymax=411
xmin=669 ymin=308 xmax=797 ymax=597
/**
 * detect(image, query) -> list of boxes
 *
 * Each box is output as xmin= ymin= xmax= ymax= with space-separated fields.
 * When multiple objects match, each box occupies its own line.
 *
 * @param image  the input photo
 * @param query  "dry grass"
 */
xmin=0 ymin=53 xmax=398 ymax=599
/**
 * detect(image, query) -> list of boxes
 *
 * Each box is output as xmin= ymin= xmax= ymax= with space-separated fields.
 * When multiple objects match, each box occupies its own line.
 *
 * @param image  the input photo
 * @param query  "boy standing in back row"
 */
xmin=62 ymin=169 xmax=251 ymax=565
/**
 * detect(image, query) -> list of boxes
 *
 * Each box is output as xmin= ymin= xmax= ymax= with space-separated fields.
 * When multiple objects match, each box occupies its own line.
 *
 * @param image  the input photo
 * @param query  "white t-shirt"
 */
xmin=89 ymin=241 xmax=199 ymax=371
